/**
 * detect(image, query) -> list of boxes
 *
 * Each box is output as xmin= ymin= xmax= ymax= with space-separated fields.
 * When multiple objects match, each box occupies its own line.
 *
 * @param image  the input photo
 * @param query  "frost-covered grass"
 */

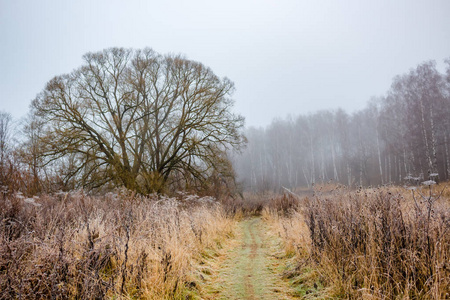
xmin=265 ymin=184 xmax=450 ymax=299
xmin=0 ymin=190 xmax=234 ymax=299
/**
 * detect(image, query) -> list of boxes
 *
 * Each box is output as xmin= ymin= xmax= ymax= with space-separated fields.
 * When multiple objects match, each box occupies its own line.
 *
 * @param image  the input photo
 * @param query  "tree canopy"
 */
xmin=32 ymin=47 xmax=245 ymax=193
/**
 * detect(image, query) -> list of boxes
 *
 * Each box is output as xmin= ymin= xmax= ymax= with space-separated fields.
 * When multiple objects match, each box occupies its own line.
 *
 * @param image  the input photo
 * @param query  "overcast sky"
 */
xmin=1 ymin=0 xmax=449 ymax=127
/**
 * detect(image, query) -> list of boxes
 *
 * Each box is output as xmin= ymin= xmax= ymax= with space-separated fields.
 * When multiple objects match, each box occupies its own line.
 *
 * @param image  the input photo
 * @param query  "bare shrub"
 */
xmin=266 ymin=193 xmax=299 ymax=216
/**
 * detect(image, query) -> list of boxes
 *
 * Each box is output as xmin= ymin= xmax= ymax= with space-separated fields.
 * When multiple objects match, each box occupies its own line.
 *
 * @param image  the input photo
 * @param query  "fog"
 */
xmin=234 ymin=61 xmax=450 ymax=191
xmin=1 ymin=0 xmax=450 ymax=127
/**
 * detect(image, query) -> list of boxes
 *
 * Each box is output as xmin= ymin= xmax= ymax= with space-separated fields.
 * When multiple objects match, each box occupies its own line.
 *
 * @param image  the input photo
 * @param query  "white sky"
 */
xmin=1 ymin=0 xmax=449 ymax=127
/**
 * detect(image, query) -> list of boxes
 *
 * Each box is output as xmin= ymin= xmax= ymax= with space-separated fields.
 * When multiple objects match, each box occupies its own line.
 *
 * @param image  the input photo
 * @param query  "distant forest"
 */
xmin=235 ymin=60 xmax=450 ymax=191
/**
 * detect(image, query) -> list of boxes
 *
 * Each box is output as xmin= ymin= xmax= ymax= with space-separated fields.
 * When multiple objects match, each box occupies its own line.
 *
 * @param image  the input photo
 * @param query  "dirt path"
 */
xmin=201 ymin=217 xmax=295 ymax=299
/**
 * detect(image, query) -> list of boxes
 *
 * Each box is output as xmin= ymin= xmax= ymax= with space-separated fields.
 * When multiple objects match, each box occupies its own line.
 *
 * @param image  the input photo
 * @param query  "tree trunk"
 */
xmin=444 ymin=135 xmax=450 ymax=180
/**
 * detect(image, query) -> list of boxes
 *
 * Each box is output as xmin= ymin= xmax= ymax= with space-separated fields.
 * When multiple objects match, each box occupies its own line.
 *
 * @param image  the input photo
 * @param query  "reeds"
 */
xmin=0 ymin=191 xmax=233 ymax=299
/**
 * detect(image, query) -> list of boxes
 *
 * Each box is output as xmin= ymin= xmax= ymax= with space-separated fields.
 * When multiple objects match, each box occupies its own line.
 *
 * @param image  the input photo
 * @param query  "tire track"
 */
xmin=243 ymin=218 xmax=258 ymax=299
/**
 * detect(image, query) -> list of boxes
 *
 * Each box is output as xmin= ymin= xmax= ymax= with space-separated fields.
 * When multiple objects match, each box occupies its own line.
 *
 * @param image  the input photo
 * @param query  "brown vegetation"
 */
xmin=0 ymin=191 xmax=233 ymax=299
xmin=2 ymin=175 xmax=448 ymax=299
xmin=265 ymin=184 xmax=450 ymax=299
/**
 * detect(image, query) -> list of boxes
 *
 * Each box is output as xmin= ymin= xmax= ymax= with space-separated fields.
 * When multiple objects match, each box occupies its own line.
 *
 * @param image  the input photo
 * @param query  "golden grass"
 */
xmin=0 ymin=191 xmax=234 ymax=299
xmin=265 ymin=185 xmax=450 ymax=299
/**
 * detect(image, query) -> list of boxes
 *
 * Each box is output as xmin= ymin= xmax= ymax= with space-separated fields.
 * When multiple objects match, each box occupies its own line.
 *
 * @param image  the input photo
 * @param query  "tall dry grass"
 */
xmin=0 ymin=191 xmax=234 ymax=299
xmin=265 ymin=184 xmax=450 ymax=299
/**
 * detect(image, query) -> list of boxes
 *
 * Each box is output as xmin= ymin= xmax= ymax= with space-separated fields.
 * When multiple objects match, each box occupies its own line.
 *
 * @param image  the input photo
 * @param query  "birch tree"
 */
xmin=0 ymin=111 xmax=12 ymax=190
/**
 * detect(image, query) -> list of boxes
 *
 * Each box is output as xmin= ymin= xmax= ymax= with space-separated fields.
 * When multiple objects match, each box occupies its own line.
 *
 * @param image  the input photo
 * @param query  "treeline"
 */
xmin=235 ymin=60 xmax=450 ymax=191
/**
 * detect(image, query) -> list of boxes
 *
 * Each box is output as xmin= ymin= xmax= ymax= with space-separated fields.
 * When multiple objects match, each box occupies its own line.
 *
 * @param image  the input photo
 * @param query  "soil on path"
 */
xmin=200 ymin=217 xmax=296 ymax=299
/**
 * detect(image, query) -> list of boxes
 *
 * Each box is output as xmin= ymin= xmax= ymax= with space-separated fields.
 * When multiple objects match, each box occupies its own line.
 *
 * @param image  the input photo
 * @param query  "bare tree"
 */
xmin=17 ymin=112 xmax=48 ymax=193
xmin=0 ymin=111 xmax=12 ymax=189
xmin=32 ymin=48 xmax=245 ymax=193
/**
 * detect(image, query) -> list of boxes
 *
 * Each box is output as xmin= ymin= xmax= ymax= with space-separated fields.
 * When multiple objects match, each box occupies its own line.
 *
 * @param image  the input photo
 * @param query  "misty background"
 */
xmin=1 ymin=0 xmax=450 ymax=194
xmin=1 ymin=0 xmax=450 ymax=127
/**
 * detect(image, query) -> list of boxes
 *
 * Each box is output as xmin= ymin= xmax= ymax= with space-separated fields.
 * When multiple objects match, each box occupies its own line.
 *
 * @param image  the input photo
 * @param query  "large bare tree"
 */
xmin=32 ymin=48 xmax=245 ymax=193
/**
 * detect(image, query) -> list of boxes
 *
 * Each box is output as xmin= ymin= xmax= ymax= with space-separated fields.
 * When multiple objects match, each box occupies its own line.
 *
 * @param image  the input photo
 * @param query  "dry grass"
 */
xmin=265 ymin=184 xmax=450 ymax=299
xmin=220 ymin=192 xmax=275 ymax=218
xmin=0 ymin=191 xmax=234 ymax=299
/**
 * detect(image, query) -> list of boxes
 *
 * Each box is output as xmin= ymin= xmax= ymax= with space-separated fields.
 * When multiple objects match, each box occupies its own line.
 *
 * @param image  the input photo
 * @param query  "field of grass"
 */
xmin=265 ymin=184 xmax=450 ymax=299
xmin=0 ymin=191 xmax=233 ymax=299
xmin=1 ymin=184 xmax=448 ymax=299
